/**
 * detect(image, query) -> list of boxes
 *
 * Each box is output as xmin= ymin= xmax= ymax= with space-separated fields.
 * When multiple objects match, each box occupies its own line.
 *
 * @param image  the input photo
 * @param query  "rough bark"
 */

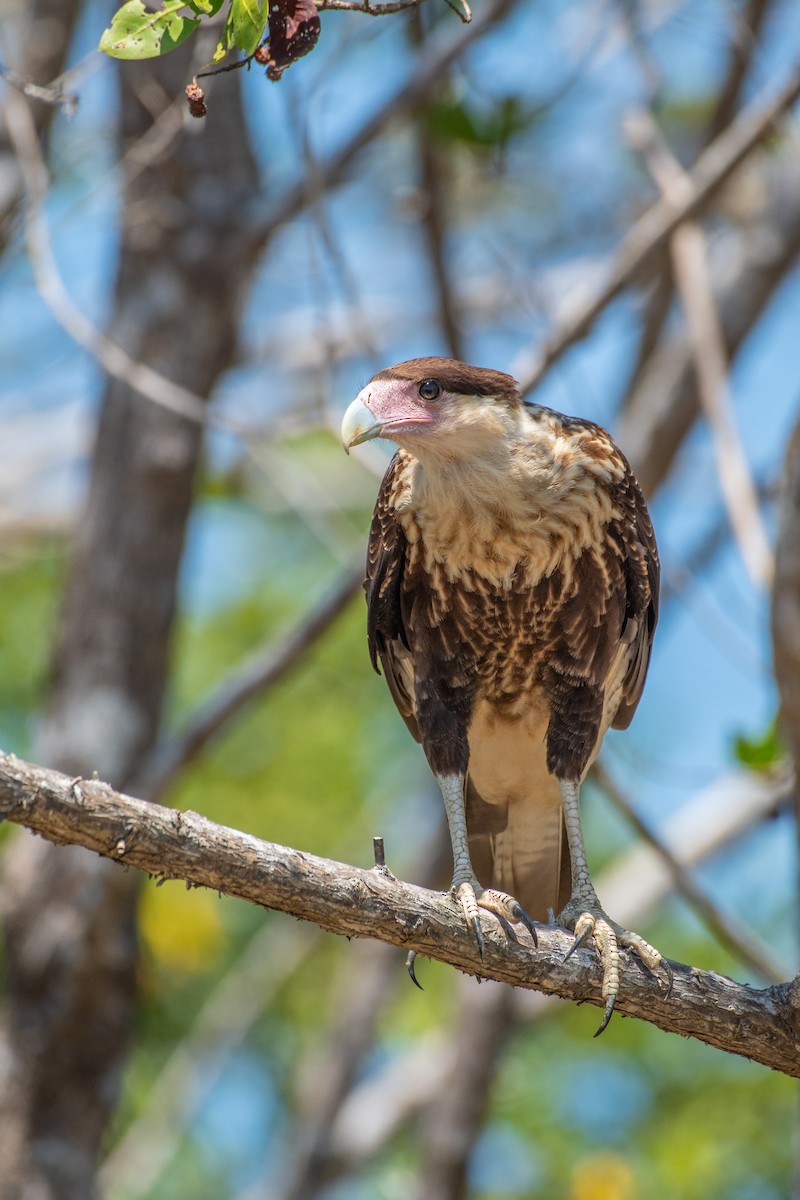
xmin=0 ymin=48 xmax=261 ymax=1200
xmin=1 ymin=753 xmax=798 ymax=1079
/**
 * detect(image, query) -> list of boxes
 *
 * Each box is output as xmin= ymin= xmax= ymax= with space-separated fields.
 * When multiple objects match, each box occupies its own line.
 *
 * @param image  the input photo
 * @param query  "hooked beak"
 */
xmin=341 ymin=396 xmax=383 ymax=454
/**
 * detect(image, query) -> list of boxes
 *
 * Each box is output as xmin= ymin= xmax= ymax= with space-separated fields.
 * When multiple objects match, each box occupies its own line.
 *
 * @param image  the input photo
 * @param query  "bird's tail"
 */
xmin=466 ymin=778 xmax=571 ymax=922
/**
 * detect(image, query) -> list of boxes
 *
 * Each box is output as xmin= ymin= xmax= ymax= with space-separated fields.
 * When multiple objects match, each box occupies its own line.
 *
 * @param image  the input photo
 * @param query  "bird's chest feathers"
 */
xmin=394 ymin=440 xmax=619 ymax=592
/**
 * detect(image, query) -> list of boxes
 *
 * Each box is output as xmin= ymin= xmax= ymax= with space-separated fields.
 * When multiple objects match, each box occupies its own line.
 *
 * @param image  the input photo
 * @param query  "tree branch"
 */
xmin=626 ymin=107 xmax=774 ymax=590
xmin=132 ymin=566 xmax=363 ymax=802
xmin=514 ymin=62 xmax=800 ymax=397
xmin=1 ymin=752 xmax=798 ymax=1076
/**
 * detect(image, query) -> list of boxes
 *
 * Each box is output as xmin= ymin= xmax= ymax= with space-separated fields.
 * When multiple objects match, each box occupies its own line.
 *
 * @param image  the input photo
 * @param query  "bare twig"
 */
xmin=409 ymin=10 xmax=464 ymax=360
xmin=592 ymin=762 xmax=785 ymax=983
xmin=1 ymin=751 xmax=798 ymax=1076
xmin=707 ymin=0 xmax=773 ymax=142
xmin=416 ymin=118 xmax=464 ymax=360
xmin=514 ymin=63 xmax=800 ymax=397
xmin=627 ymin=108 xmax=774 ymax=589
xmin=316 ymin=0 xmax=426 ymax=13
xmin=133 ymin=566 xmax=363 ymax=802
xmin=0 ymin=61 xmax=77 ymax=114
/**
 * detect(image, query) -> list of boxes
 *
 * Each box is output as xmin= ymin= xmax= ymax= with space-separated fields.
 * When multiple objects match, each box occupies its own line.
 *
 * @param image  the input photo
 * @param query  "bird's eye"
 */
xmin=418 ymin=379 xmax=442 ymax=401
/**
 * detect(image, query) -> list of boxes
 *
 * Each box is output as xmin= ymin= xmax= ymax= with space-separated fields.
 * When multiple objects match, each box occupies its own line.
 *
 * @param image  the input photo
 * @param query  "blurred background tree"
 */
xmin=0 ymin=0 xmax=799 ymax=1197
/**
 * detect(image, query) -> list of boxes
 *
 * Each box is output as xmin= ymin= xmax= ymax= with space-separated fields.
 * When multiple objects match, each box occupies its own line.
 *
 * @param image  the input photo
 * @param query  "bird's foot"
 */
xmin=452 ymin=877 xmax=537 ymax=957
xmin=559 ymin=893 xmax=672 ymax=1036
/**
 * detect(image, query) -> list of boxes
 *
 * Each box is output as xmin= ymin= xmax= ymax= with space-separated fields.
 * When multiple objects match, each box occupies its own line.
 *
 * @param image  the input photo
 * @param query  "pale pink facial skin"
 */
xmin=358 ymin=379 xmax=438 ymax=437
xmin=341 ymin=379 xmax=443 ymax=451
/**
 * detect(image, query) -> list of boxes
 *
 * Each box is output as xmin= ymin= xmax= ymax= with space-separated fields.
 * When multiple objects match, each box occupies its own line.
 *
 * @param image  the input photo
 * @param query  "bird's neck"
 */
xmin=394 ymin=411 xmax=623 ymax=589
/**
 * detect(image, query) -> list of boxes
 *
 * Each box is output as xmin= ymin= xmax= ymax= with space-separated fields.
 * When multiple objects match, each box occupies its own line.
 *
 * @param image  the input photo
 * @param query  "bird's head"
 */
xmin=341 ymin=358 xmax=522 ymax=463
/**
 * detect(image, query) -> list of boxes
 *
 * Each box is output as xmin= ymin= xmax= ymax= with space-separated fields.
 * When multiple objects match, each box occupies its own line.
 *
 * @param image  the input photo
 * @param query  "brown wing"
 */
xmin=612 ymin=460 xmax=659 ymax=729
xmin=541 ymin=434 xmax=659 ymax=779
xmin=365 ymin=454 xmax=419 ymax=742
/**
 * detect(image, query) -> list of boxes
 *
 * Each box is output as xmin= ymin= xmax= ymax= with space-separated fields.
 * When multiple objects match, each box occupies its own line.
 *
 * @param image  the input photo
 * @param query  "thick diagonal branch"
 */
xmin=0 ymin=752 xmax=797 ymax=1078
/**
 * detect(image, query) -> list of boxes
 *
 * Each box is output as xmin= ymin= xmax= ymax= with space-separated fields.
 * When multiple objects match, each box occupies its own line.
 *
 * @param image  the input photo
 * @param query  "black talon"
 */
xmin=510 ymin=901 xmax=538 ymax=947
xmin=564 ymin=924 xmax=592 ymax=962
xmin=630 ymin=950 xmax=657 ymax=980
xmin=470 ymin=915 xmax=485 ymax=958
xmin=494 ymin=912 xmax=519 ymax=943
xmin=594 ymin=993 xmax=616 ymax=1038
xmin=662 ymin=957 xmax=674 ymax=998
xmin=406 ymin=950 xmax=424 ymax=991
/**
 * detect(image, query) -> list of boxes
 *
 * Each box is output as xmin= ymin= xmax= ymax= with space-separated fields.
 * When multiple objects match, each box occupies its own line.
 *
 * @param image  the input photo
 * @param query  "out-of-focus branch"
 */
xmin=133 ymin=566 xmax=362 ymax=803
xmin=416 ymin=122 xmax=464 ymax=360
xmin=99 ymin=922 xmax=321 ymax=1200
xmin=772 ymin=415 xmax=800 ymax=888
xmin=661 ymin=477 xmax=774 ymax=605
xmin=619 ymin=0 xmax=772 ymax=414
xmin=514 ymin=63 xmax=800 ymax=397
xmin=315 ymin=0 xmax=423 ymax=10
xmin=618 ymin=161 xmax=800 ymax=497
xmin=1 ymin=752 xmax=798 ymax=1076
xmin=707 ymin=0 xmax=773 ymax=141
xmin=4 ymin=88 xmax=256 ymax=437
xmin=0 ymin=62 xmax=77 ymax=113
xmin=593 ymin=762 xmax=785 ymax=983
xmin=256 ymin=0 xmax=513 ymax=246
xmin=272 ymin=826 xmax=448 ymax=1200
xmin=408 ymin=7 xmax=464 ymax=361
xmin=416 ymin=980 xmax=514 ymax=1200
xmin=627 ymin=108 xmax=774 ymax=589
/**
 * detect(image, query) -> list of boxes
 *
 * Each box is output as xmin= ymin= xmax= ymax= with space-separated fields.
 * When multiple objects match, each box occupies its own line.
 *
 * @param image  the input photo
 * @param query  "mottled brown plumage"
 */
xmin=342 ymin=357 xmax=667 ymax=1029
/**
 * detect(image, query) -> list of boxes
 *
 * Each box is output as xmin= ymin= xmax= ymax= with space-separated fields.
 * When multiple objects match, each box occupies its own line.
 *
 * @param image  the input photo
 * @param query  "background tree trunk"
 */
xmin=0 ymin=49 xmax=261 ymax=1199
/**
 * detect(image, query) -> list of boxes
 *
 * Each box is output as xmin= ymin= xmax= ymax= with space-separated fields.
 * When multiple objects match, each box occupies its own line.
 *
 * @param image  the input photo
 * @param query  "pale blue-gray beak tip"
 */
xmin=341 ymin=396 xmax=382 ymax=454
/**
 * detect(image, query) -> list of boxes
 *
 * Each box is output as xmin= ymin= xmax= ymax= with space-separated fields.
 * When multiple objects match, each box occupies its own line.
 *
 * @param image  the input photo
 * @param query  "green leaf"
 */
xmin=185 ymin=0 xmax=225 ymax=15
xmin=99 ymin=0 xmax=200 ymax=59
xmin=732 ymin=719 xmax=785 ymax=773
xmin=424 ymin=95 xmax=543 ymax=152
xmin=230 ymin=0 xmax=267 ymax=54
xmin=211 ymin=5 xmax=236 ymax=63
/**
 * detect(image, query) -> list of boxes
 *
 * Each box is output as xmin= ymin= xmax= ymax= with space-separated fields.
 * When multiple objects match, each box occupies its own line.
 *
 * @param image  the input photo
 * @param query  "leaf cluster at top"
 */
xmin=99 ymin=0 xmax=267 ymax=63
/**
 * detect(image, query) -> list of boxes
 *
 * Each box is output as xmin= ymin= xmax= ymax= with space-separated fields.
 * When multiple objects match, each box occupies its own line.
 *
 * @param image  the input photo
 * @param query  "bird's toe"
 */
xmin=559 ymin=897 xmax=667 ymax=1035
xmin=451 ymin=880 xmax=538 ymax=952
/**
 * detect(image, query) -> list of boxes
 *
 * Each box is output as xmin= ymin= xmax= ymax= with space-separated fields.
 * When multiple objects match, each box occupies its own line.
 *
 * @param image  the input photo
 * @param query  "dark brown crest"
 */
xmin=372 ymin=358 xmax=521 ymax=408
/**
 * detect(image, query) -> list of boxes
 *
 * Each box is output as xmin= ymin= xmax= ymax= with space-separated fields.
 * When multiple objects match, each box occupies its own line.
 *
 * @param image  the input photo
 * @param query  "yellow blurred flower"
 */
xmin=570 ymin=1153 xmax=635 ymax=1200
xmin=140 ymin=880 xmax=226 ymax=975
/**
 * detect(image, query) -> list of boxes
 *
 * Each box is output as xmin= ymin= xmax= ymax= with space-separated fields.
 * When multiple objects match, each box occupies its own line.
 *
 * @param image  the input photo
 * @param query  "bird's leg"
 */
xmin=558 ymin=779 xmax=670 ymax=1034
xmin=437 ymin=774 xmax=537 ymax=955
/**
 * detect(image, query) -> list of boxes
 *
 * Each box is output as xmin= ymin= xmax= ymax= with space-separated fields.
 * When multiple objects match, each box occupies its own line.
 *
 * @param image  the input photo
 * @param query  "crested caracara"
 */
xmin=341 ymin=357 xmax=669 ymax=1032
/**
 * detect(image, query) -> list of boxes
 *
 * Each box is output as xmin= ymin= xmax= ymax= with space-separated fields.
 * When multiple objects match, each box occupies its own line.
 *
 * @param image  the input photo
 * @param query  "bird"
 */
xmin=341 ymin=357 xmax=669 ymax=1032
